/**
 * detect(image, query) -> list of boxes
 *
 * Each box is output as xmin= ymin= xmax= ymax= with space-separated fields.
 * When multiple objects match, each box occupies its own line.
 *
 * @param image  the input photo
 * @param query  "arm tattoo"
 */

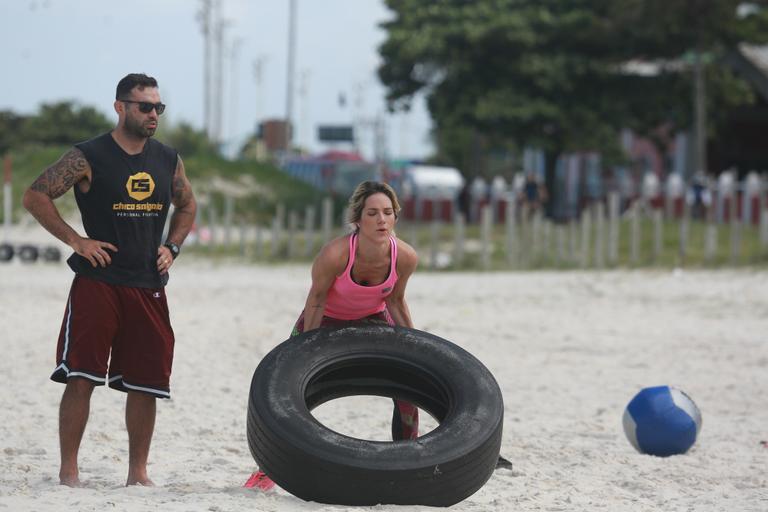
xmin=30 ymin=148 xmax=88 ymax=199
xmin=171 ymin=158 xmax=193 ymax=206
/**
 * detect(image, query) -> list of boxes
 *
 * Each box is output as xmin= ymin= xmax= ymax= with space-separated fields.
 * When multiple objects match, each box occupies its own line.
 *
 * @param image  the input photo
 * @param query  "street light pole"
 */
xmin=197 ymin=0 xmax=212 ymax=139
xmin=285 ymin=0 xmax=297 ymax=153
xmin=253 ymin=55 xmax=267 ymax=129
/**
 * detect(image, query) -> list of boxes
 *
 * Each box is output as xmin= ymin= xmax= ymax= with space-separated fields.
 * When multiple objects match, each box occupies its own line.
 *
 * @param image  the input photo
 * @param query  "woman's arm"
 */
xmin=301 ymin=237 xmax=347 ymax=332
xmin=385 ymin=239 xmax=418 ymax=328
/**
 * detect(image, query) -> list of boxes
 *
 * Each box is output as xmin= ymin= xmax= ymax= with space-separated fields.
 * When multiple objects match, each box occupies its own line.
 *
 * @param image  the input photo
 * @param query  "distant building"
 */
xmin=259 ymin=119 xmax=292 ymax=153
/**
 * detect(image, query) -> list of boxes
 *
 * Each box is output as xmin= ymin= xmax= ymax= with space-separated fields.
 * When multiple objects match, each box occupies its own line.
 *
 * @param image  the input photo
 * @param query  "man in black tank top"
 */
xmin=23 ymin=73 xmax=197 ymax=487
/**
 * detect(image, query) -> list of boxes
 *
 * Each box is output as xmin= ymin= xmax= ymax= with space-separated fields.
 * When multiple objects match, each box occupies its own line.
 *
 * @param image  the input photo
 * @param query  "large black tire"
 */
xmin=247 ymin=324 xmax=503 ymax=507
xmin=0 ymin=243 xmax=13 ymax=262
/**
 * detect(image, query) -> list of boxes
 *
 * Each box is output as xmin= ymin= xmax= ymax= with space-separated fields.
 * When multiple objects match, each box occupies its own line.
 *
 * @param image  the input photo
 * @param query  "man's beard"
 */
xmin=125 ymin=115 xmax=156 ymax=138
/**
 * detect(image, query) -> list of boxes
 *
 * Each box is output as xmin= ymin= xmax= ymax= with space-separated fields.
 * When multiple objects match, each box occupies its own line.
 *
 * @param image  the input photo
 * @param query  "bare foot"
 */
xmin=59 ymin=474 xmax=84 ymax=488
xmin=126 ymin=477 xmax=155 ymax=487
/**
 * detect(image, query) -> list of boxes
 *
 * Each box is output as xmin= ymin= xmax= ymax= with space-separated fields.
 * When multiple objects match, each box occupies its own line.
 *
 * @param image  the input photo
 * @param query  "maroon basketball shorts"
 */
xmin=50 ymin=275 xmax=175 ymax=399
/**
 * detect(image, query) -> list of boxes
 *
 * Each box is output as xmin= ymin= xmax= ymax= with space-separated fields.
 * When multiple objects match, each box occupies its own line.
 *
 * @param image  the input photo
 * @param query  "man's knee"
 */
xmin=127 ymin=391 xmax=156 ymax=402
xmin=64 ymin=377 xmax=96 ymax=397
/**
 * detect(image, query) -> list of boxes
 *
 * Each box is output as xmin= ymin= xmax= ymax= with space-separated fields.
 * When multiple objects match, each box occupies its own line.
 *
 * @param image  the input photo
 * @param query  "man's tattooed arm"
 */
xmin=171 ymin=156 xmax=195 ymax=207
xmin=166 ymin=155 xmax=197 ymax=246
xmin=29 ymin=147 xmax=89 ymax=199
xmin=22 ymin=147 xmax=93 ymax=249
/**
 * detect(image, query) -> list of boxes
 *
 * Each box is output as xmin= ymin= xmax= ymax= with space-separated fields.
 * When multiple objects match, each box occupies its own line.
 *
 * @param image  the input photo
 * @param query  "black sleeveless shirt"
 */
xmin=68 ymin=133 xmax=177 ymax=288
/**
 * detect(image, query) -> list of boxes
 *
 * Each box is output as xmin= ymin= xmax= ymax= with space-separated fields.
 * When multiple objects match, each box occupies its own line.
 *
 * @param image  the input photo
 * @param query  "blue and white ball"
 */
xmin=622 ymin=386 xmax=702 ymax=457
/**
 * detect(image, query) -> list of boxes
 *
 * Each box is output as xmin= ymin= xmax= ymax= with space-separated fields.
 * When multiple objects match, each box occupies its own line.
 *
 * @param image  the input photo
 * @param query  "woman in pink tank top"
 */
xmin=295 ymin=181 xmax=419 ymax=435
xmin=247 ymin=181 xmax=420 ymax=491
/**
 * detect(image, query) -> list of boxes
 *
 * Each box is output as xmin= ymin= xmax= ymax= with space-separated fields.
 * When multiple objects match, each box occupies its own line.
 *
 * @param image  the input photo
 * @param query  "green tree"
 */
xmin=22 ymin=101 xmax=112 ymax=146
xmin=155 ymin=121 xmax=218 ymax=158
xmin=0 ymin=110 xmax=26 ymax=155
xmin=378 ymin=0 xmax=768 ymax=214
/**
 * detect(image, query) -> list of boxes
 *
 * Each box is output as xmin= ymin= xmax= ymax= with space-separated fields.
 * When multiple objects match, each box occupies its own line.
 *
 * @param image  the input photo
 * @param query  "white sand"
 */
xmin=1 ymin=246 xmax=767 ymax=511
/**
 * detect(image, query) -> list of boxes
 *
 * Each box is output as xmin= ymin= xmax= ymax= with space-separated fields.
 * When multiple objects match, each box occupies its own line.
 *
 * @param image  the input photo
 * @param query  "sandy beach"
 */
xmin=1 ymin=242 xmax=767 ymax=511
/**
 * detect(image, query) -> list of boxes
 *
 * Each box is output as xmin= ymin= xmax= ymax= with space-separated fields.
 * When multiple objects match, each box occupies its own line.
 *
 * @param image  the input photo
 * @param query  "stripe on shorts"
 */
xmin=62 ymin=294 xmax=73 ymax=361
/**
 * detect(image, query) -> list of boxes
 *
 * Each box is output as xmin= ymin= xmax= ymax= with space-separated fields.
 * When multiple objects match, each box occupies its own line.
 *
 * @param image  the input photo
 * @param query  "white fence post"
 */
xmin=555 ymin=223 xmax=565 ymax=266
xmin=608 ymin=192 xmax=620 ymax=265
xmin=208 ymin=201 xmax=218 ymax=247
xmin=223 ymin=195 xmax=234 ymax=246
xmin=531 ymin=211 xmax=542 ymax=264
xmin=505 ymin=194 xmax=517 ymax=267
xmin=429 ymin=219 xmax=440 ymax=269
xmin=761 ymin=209 xmax=768 ymax=250
xmin=270 ymin=215 xmax=281 ymax=258
xmin=678 ymin=202 xmax=689 ymax=266
xmin=304 ymin=205 xmax=316 ymax=258
xmin=652 ymin=208 xmax=663 ymax=263
xmin=453 ymin=213 xmax=465 ymax=267
xmin=630 ymin=202 xmax=640 ymax=265
xmin=480 ymin=205 xmax=492 ymax=270
xmin=594 ymin=201 xmax=605 ymax=269
xmin=408 ymin=222 xmax=419 ymax=254
xmin=254 ymin=225 xmax=264 ymax=259
xmin=287 ymin=210 xmax=298 ymax=259
xmin=321 ymin=197 xmax=333 ymax=243
xmin=580 ymin=206 xmax=592 ymax=268
xmin=704 ymin=220 xmax=718 ymax=263
xmin=729 ymin=186 xmax=740 ymax=264
xmin=569 ymin=218 xmax=578 ymax=266
xmin=238 ymin=218 xmax=247 ymax=257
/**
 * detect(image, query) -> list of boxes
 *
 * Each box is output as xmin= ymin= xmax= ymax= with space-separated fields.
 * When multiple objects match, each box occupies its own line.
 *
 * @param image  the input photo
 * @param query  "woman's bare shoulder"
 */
xmin=315 ymin=234 xmax=352 ymax=272
xmin=394 ymin=237 xmax=418 ymax=270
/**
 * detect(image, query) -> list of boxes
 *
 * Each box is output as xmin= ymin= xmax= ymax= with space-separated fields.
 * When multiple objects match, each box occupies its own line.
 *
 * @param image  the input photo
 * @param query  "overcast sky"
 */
xmin=0 ymin=0 xmax=433 ymax=160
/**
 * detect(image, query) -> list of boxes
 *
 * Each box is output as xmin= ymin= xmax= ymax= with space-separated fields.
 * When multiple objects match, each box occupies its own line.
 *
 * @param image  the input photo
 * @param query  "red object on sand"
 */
xmin=243 ymin=471 xmax=275 ymax=491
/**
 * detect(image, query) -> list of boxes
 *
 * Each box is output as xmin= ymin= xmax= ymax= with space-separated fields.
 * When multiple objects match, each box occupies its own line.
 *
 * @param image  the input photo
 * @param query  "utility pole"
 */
xmin=253 ymin=55 xmax=267 ymax=130
xmin=197 ymin=0 xmax=213 ymax=138
xmin=229 ymin=37 xmax=244 ymax=148
xmin=374 ymin=113 xmax=388 ymax=163
xmin=285 ymin=0 xmax=297 ymax=153
xmin=298 ymin=69 xmax=311 ymax=151
xmin=213 ymin=1 xmax=230 ymax=146
xmin=352 ymin=81 xmax=366 ymax=155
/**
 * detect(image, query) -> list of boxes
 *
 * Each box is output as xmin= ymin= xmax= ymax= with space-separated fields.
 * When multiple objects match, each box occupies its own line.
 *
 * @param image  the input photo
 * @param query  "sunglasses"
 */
xmin=121 ymin=100 xmax=166 ymax=115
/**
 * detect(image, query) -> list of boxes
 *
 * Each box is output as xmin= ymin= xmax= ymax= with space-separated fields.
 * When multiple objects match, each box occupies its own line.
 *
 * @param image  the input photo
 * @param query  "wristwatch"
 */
xmin=164 ymin=242 xmax=180 ymax=260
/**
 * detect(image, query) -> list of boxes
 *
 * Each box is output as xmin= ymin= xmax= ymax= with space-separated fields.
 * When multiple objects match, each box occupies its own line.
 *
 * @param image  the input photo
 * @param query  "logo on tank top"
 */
xmin=126 ymin=172 xmax=155 ymax=201
xmin=113 ymin=172 xmax=164 ymax=217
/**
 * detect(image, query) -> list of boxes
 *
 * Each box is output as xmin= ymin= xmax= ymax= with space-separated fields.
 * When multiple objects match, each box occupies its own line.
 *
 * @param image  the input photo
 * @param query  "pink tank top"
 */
xmin=323 ymin=233 xmax=399 ymax=320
